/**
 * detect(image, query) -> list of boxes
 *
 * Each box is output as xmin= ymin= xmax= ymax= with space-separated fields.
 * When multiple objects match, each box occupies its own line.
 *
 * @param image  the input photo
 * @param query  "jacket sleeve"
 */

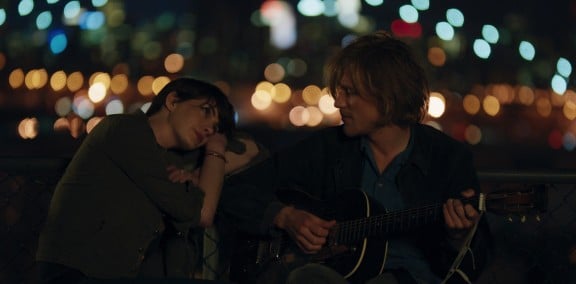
xmin=219 ymin=155 xmax=284 ymax=235
xmin=219 ymin=131 xmax=328 ymax=235
xmin=92 ymin=116 xmax=205 ymax=228
xmin=433 ymin=144 xmax=493 ymax=283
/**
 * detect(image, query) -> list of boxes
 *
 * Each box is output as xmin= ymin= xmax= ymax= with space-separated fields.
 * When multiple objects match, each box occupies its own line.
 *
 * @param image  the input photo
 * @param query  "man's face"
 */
xmin=333 ymin=73 xmax=382 ymax=137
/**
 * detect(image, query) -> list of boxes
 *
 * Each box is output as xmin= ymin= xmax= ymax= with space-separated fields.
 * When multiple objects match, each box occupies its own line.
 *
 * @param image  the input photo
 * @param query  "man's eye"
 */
xmin=338 ymin=87 xmax=357 ymax=96
xmin=346 ymin=88 xmax=358 ymax=96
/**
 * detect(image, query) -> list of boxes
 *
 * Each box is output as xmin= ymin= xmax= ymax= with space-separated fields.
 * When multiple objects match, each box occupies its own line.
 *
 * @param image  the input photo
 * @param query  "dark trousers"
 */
xmin=35 ymin=261 xmax=86 ymax=284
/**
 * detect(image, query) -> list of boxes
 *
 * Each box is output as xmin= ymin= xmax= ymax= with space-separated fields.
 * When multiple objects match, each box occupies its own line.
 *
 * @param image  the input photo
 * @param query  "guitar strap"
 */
xmin=441 ymin=193 xmax=486 ymax=284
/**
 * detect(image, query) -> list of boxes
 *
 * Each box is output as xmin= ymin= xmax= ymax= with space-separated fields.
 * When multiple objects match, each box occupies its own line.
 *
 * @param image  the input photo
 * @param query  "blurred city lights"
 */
xmin=18 ymin=117 xmax=38 ymax=139
xmin=0 ymin=9 xmax=6 ymax=26
xmin=105 ymin=99 xmax=124 ymax=115
xmin=297 ymin=0 xmax=324 ymax=17
xmin=271 ymin=83 xmax=292 ymax=103
xmin=427 ymin=47 xmax=446 ymax=67
xmin=289 ymin=106 xmax=310 ymax=126
xmin=318 ymin=93 xmax=338 ymax=115
xmin=399 ymin=5 xmax=419 ymax=23
xmin=305 ymin=106 xmax=323 ymax=127
xmin=519 ymin=41 xmax=536 ymax=61
xmin=557 ymin=57 xmax=572 ymax=78
xmin=463 ymin=94 xmax=481 ymax=115
xmin=473 ymin=39 xmax=491 ymax=59
xmin=483 ymin=95 xmax=500 ymax=116
xmin=411 ymin=0 xmax=430 ymax=10
xmin=251 ymin=90 xmax=272 ymax=110
xmin=55 ymin=97 xmax=72 ymax=117
xmin=18 ymin=0 xmax=34 ymax=16
xmin=36 ymin=11 xmax=53 ymax=30
xmin=428 ymin=92 xmax=446 ymax=118
xmin=446 ymin=8 xmax=464 ymax=27
xmin=302 ymin=85 xmax=322 ymax=105
xmin=482 ymin=25 xmax=499 ymax=44
xmin=0 ymin=0 xmax=573 ymax=156
xmin=261 ymin=0 xmax=297 ymax=49
xmin=436 ymin=22 xmax=454 ymax=41
xmin=50 ymin=71 xmax=67 ymax=91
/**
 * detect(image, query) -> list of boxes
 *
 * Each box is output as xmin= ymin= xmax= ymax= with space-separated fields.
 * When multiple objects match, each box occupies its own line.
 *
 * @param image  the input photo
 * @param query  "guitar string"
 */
xmin=336 ymin=202 xmax=445 ymax=243
xmin=334 ymin=193 xmax=533 ymax=243
xmin=246 ymin=192 xmax=533 ymax=248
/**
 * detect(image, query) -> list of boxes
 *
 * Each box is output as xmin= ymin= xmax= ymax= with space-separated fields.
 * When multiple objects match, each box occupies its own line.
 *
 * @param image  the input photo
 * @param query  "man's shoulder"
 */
xmin=311 ymin=125 xmax=353 ymax=139
xmin=303 ymin=126 xmax=357 ymax=146
xmin=413 ymin=123 xmax=471 ymax=153
xmin=275 ymin=126 xmax=357 ymax=157
xmin=415 ymin=123 xmax=459 ymax=143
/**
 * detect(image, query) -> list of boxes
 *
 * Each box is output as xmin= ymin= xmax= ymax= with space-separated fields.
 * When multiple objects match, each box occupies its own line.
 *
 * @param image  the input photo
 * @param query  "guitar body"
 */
xmin=306 ymin=189 xmax=388 ymax=283
xmin=230 ymin=189 xmax=388 ymax=284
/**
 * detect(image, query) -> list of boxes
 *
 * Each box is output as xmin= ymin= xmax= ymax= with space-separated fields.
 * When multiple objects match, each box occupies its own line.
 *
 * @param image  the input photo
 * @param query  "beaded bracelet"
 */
xmin=205 ymin=151 xmax=227 ymax=163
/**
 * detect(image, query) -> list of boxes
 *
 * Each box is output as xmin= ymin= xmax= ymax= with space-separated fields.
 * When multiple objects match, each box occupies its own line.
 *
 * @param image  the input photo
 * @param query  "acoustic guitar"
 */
xmin=229 ymin=185 xmax=547 ymax=283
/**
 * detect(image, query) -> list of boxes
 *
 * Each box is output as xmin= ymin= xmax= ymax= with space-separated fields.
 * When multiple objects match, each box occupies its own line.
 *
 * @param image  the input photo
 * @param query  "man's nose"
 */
xmin=333 ymin=94 xmax=345 ymax=108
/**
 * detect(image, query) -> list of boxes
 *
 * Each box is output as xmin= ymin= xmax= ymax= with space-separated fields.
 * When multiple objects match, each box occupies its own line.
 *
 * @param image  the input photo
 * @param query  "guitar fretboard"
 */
xmin=332 ymin=202 xmax=445 ymax=244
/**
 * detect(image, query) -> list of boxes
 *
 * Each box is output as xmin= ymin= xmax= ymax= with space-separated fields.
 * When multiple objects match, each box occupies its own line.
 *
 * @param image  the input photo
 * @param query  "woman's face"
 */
xmin=168 ymin=97 xmax=220 ymax=150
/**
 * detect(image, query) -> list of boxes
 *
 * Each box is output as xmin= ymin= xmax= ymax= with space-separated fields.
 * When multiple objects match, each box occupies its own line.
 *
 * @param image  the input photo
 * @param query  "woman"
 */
xmin=36 ymin=77 xmax=259 ymax=283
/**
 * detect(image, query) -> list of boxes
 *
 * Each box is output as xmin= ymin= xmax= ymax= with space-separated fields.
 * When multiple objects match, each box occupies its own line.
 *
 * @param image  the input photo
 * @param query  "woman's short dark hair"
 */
xmin=325 ymin=31 xmax=429 ymax=126
xmin=146 ymin=77 xmax=236 ymax=136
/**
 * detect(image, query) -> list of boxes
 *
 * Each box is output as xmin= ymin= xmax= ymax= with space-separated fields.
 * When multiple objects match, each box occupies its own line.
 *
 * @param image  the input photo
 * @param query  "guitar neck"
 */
xmin=333 ymin=202 xmax=446 ymax=244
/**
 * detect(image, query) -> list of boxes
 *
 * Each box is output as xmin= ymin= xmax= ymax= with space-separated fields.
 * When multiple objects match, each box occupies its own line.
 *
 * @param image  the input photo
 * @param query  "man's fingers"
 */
xmin=453 ymin=199 xmax=467 ymax=219
xmin=465 ymin=205 xmax=479 ymax=219
xmin=445 ymin=200 xmax=466 ymax=228
xmin=461 ymin=189 xmax=475 ymax=198
xmin=294 ymin=228 xmax=325 ymax=254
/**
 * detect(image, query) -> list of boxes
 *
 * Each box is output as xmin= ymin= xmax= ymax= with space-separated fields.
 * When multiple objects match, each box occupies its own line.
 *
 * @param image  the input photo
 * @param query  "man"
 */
xmin=35 ymin=77 xmax=257 ymax=283
xmin=222 ymin=31 xmax=491 ymax=283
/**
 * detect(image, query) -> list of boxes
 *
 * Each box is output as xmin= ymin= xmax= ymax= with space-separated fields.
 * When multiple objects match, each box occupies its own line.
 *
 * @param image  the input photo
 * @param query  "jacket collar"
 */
xmin=404 ymin=124 xmax=432 ymax=176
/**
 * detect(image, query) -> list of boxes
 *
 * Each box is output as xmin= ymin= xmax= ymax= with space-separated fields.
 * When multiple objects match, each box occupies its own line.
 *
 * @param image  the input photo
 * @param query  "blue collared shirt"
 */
xmin=360 ymin=133 xmax=441 ymax=283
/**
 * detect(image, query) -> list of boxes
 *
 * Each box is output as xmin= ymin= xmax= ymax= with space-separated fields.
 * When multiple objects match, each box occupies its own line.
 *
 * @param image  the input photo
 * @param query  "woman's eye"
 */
xmin=201 ymin=106 xmax=213 ymax=116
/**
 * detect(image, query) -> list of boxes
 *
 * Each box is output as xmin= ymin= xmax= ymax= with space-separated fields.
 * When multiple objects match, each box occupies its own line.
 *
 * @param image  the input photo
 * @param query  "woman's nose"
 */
xmin=204 ymin=123 xmax=218 ymax=136
xmin=204 ymin=127 xmax=215 ymax=136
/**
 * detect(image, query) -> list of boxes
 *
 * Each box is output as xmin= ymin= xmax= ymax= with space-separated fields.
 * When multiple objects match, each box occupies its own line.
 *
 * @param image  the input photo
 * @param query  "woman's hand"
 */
xmin=205 ymin=132 xmax=227 ymax=154
xmin=166 ymin=165 xmax=199 ymax=184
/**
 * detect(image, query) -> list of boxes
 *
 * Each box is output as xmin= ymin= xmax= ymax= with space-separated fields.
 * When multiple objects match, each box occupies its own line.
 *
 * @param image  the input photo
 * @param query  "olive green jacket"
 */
xmin=36 ymin=112 xmax=205 ymax=278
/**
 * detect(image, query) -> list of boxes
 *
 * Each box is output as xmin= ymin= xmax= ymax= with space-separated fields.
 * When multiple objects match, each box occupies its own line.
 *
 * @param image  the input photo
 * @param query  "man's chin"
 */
xmin=342 ymin=126 xmax=360 ymax=137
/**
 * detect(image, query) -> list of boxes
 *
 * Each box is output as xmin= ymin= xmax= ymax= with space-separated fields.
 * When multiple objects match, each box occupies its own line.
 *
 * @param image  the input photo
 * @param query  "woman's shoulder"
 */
xmin=99 ymin=112 xmax=148 ymax=128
